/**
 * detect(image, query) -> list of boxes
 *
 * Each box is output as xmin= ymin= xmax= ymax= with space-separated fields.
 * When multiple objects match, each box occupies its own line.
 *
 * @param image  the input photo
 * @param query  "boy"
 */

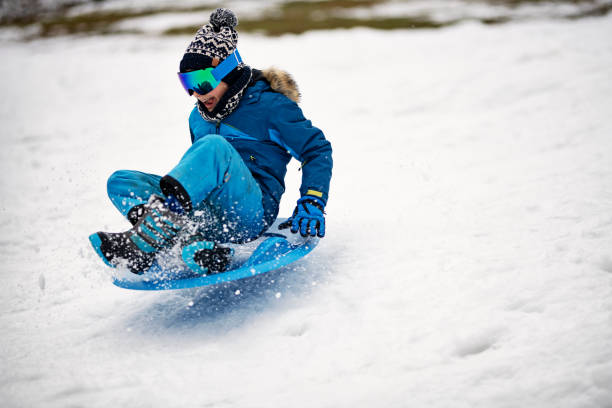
xmin=89 ymin=8 xmax=333 ymax=274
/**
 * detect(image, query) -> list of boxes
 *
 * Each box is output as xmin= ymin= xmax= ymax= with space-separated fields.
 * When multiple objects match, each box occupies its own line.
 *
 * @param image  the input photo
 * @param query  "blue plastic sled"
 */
xmin=110 ymin=231 xmax=318 ymax=291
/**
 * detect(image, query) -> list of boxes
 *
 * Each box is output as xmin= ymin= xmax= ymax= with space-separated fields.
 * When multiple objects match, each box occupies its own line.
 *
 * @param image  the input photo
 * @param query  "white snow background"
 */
xmin=1 ymin=12 xmax=612 ymax=408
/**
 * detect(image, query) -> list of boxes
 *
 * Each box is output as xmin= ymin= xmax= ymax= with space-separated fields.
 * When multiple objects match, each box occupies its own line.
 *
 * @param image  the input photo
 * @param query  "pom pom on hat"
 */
xmin=209 ymin=8 xmax=238 ymax=31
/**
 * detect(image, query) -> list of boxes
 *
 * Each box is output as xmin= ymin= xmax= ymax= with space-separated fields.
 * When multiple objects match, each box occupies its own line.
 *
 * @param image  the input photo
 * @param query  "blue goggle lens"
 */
xmin=178 ymin=69 xmax=218 ymax=95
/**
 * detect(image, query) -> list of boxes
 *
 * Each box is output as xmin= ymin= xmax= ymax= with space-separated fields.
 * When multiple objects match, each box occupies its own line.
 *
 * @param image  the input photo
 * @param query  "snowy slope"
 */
xmin=1 ymin=14 xmax=612 ymax=408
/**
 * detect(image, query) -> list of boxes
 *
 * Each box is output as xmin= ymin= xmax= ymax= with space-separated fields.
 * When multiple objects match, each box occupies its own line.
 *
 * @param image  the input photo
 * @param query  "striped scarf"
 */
xmin=197 ymin=65 xmax=252 ymax=122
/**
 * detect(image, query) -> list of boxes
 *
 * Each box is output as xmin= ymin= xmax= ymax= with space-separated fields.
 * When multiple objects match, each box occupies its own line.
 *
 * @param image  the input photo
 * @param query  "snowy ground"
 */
xmin=1 ymin=12 xmax=612 ymax=408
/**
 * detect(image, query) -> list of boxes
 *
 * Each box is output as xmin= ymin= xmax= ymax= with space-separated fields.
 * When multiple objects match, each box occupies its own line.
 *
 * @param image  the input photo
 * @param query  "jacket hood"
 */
xmin=260 ymin=68 xmax=301 ymax=103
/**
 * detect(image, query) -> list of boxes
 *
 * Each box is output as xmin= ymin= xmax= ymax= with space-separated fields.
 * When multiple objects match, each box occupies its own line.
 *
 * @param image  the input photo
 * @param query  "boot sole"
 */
xmin=89 ymin=233 xmax=116 ymax=268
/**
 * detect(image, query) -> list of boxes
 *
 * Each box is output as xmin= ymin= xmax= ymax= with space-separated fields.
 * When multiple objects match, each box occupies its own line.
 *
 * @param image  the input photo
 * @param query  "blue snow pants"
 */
xmin=107 ymin=135 xmax=265 ymax=243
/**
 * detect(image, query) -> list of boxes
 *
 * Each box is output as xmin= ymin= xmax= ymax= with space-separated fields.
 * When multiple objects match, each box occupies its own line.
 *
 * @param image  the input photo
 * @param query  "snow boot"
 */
xmin=89 ymin=195 xmax=187 ymax=274
xmin=182 ymin=238 xmax=233 ymax=275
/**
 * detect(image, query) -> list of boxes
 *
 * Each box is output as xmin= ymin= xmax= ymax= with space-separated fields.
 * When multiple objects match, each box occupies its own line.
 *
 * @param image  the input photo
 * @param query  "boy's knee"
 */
xmin=198 ymin=134 xmax=232 ymax=155
xmin=107 ymin=170 xmax=130 ymax=193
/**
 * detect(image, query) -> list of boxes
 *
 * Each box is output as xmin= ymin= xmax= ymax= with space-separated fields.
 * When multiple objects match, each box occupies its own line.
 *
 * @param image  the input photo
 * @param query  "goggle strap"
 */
xmin=212 ymin=50 xmax=243 ymax=82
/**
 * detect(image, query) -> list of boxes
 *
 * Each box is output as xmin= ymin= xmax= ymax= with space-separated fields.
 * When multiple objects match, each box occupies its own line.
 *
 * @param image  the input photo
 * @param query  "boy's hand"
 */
xmin=279 ymin=196 xmax=326 ymax=238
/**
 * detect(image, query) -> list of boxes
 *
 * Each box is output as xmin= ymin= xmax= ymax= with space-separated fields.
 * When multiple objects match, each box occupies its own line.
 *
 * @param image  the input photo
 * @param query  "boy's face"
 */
xmin=193 ymin=81 xmax=229 ymax=112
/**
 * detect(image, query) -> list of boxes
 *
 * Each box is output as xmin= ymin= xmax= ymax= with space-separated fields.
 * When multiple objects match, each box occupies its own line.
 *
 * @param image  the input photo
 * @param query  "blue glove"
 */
xmin=279 ymin=196 xmax=326 ymax=238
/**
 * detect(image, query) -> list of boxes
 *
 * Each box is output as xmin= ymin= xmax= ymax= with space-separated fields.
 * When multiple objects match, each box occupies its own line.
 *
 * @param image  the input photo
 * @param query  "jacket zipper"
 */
xmin=215 ymin=120 xmax=221 ymax=134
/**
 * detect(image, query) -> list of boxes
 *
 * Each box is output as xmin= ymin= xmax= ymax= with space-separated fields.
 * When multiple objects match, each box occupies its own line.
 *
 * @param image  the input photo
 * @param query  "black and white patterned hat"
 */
xmin=180 ymin=8 xmax=239 ymax=72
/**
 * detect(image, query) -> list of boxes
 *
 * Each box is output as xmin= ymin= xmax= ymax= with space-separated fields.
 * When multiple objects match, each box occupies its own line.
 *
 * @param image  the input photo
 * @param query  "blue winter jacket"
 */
xmin=188 ymin=70 xmax=333 ymax=227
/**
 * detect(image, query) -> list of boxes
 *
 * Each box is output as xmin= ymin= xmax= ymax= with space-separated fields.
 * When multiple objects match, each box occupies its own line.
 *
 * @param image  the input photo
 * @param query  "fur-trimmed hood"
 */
xmin=258 ymin=68 xmax=301 ymax=103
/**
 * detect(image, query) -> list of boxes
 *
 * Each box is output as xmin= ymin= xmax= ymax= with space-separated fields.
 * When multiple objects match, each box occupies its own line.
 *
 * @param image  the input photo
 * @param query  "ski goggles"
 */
xmin=177 ymin=50 xmax=243 ymax=95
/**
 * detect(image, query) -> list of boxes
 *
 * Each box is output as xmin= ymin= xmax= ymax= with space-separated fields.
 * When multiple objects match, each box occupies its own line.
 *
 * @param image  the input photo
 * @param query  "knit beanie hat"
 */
xmin=179 ymin=8 xmax=240 ymax=74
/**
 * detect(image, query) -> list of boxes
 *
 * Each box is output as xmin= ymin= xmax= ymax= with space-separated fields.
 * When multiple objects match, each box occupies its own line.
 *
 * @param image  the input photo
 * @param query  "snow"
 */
xmin=109 ymin=2 xmax=271 ymax=34
xmin=2 ymin=13 xmax=612 ymax=408
xmin=112 ymin=11 xmax=217 ymax=34
xmin=340 ymin=0 xmax=612 ymax=22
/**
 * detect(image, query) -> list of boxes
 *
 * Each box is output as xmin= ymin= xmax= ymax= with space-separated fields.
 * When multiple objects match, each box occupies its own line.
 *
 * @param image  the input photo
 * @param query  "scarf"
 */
xmin=197 ymin=65 xmax=253 ymax=122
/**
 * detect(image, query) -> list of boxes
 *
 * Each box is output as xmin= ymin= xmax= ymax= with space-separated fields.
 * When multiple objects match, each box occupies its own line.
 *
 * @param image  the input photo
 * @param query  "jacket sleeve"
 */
xmin=269 ymin=96 xmax=333 ymax=204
